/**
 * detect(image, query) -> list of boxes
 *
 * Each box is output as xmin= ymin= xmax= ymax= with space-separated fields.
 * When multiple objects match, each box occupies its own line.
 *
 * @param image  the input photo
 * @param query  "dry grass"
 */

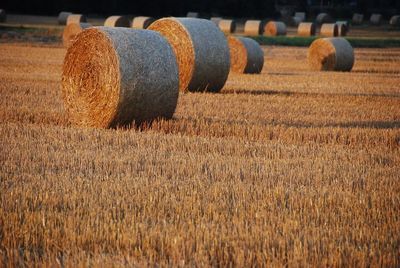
xmin=0 ymin=42 xmax=399 ymax=266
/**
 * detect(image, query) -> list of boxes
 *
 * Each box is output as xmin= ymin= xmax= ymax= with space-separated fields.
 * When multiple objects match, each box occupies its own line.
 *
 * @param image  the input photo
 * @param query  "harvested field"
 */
xmin=0 ymin=26 xmax=400 ymax=267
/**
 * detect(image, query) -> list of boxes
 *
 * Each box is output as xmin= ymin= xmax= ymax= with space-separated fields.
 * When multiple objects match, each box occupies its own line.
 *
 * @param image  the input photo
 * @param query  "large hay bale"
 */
xmin=131 ymin=16 xmax=155 ymax=29
xmin=264 ymin=21 xmax=286 ymax=36
xmin=62 ymin=27 xmax=179 ymax=128
xmin=390 ymin=15 xmax=400 ymax=26
xmin=227 ymin=36 xmax=264 ymax=74
xmin=62 ymin=23 xmax=92 ymax=48
xmin=0 ymin=9 xmax=6 ymax=23
xmin=352 ymin=13 xmax=364 ymax=25
xmin=148 ymin=18 xmax=230 ymax=93
xmin=294 ymin=12 xmax=306 ymax=21
xmin=244 ymin=20 xmax=263 ymax=36
xmin=297 ymin=22 xmax=316 ymax=36
xmin=58 ymin=11 xmax=72 ymax=25
xmin=316 ymin=13 xmax=332 ymax=24
xmin=370 ymin=14 xmax=382 ymax=25
xmin=336 ymin=21 xmax=348 ymax=36
xmin=320 ymin=23 xmax=338 ymax=37
xmin=66 ymin=14 xmax=87 ymax=25
xmin=308 ymin=37 xmax=354 ymax=72
xmin=218 ymin=19 xmax=236 ymax=34
xmin=104 ymin=16 xmax=130 ymax=27
xmin=187 ymin=12 xmax=199 ymax=18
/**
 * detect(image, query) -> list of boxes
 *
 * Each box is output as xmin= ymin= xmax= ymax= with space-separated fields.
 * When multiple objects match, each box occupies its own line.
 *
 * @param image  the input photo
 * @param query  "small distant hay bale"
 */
xmin=227 ymin=36 xmax=264 ymax=74
xmin=148 ymin=18 xmax=230 ymax=92
xmin=66 ymin=14 xmax=87 ymax=25
xmin=294 ymin=12 xmax=306 ymax=21
xmin=104 ymin=16 xmax=130 ymax=27
xmin=62 ymin=23 xmax=92 ymax=48
xmin=131 ymin=16 xmax=155 ymax=29
xmin=308 ymin=37 xmax=354 ymax=72
xmin=187 ymin=12 xmax=199 ymax=18
xmin=320 ymin=23 xmax=338 ymax=37
xmin=0 ymin=9 xmax=6 ymax=23
xmin=291 ymin=16 xmax=302 ymax=26
xmin=352 ymin=13 xmax=364 ymax=25
xmin=218 ymin=19 xmax=236 ymax=34
xmin=316 ymin=13 xmax=332 ymax=24
xmin=58 ymin=11 xmax=72 ymax=25
xmin=210 ymin=17 xmax=222 ymax=26
xmin=390 ymin=15 xmax=400 ymax=26
xmin=370 ymin=14 xmax=382 ymax=25
xmin=297 ymin=22 xmax=316 ymax=36
xmin=264 ymin=21 xmax=286 ymax=36
xmin=244 ymin=20 xmax=263 ymax=36
xmin=62 ymin=27 xmax=179 ymax=128
xmin=336 ymin=21 xmax=348 ymax=36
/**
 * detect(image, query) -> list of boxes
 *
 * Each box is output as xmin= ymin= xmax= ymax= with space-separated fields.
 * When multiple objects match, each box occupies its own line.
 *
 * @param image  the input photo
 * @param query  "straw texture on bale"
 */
xmin=390 ymin=15 xmax=400 ymax=26
xmin=148 ymin=18 xmax=230 ymax=93
xmin=58 ymin=11 xmax=72 ymax=25
xmin=210 ymin=17 xmax=222 ymax=26
xmin=0 ymin=9 xmax=6 ymax=23
xmin=187 ymin=12 xmax=199 ymax=18
xmin=264 ymin=21 xmax=286 ymax=36
xmin=316 ymin=13 xmax=332 ymax=24
xmin=308 ymin=37 xmax=354 ymax=72
xmin=244 ymin=20 xmax=263 ymax=36
xmin=294 ymin=12 xmax=306 ymax=21
xmin=227 ymin=36 xmax=264 ymax=74
xmin=62 ymin=23 xmax=92 ymax=48
xmin=320 ymin=23 xmax=338 ymax=37
xmin=370 ymin=14 xmax=382 ymax=25
xmin=218 ymin=19 xmax=236 ymax=34
xmin=66 ymin=14 xmax=87 ymax=25
xmin=131 ymin=16 xmax=155 ymax=29
xmin=335 ymin=21 xmax=348 ymax=36
xmin=297 ymin=22 xmax=316 ymax=36
xmin=104 ymin=16 xmax=130 ymax=27
xmin=352 ymin=13 xmax=364 ymax=25
xmin=62 ymin=27 xmax=179 ymax=128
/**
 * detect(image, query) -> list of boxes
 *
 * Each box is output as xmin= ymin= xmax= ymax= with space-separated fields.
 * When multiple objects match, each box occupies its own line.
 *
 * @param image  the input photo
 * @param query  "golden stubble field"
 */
xmin=0 ymin=42 xmax=399 ymax=266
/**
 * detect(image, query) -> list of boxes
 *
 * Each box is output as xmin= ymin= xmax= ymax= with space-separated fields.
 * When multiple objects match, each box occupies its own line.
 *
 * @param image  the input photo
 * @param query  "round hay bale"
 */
xmin=307 ymin=37 xmax=354 ymax=72
xmin=218 ymin=19 xmax=236 ymax=34
xmin=297 ymin=22 xmax=316 ymax=36
xmin=291 ymin=16 xmax=302 ymax=26
xmin=352 ymin=13 xmax=364 ymax=25
xmin=58 ymin=11 xmax=72 ymax=25
xmin=62 ymin=23 xmax=92 ymax=48
xmin=263 ymin=21 xmax=286 ymax=36
xmin=104 ymin=16 xmax=130 ymax=27
xmin=320 ymin=23 xmax=338 ymax=37
xmin=316 ymin=13 xmax=332 ymax=24
xmin=227 ymin=36 xmax=264 ymax=74
xmin=244 ymin=20 xmax=263 ymax=36
xmin=131 ymin=16 xmax=155 ymax=29
xmin=370 ymin=14 xmax=382 ymax=25
xmin=335 ymin=21 xmax=348 ymax=36
xmin=294 ymin=12 xmax=306 ymax=22
xmin=390 ymin=15 xmax=400 ymax=26
xmin=66 ymin=14 xmax=87 ymax=25
xmin=0 ymin=9 xmax=6 ymax=23
xmin=187 ymin=12 xmax=199 ymax=18
xmin=210 ymin=17 xmax=222 ymax=26
xmin=62 ymin=27 xmax=179 ymax=128
xmin=148 ymin=17 xmax=230 ymax=93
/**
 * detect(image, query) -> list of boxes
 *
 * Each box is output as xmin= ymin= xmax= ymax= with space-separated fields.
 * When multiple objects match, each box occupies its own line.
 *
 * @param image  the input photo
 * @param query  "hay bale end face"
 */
xmin=104 ymin=16 xmax=130 ymax=27
xmin=264 ymin=21 xmax=286 ymax=36
xmin=316 ymin=13 xmax=332 ymax=24
xmin=308 ymin=37 xmax=354 ymax=72
xmin=218 ymin=19 xmax=236 ymax=34
xmin=244 ymin=20 xmax=263 ymax=36
xmin=66 ymin=14 xmax=87 ymax=25
xmin=227 ymin=36 xmax=264 ymax=74
xmin=390 ymin=15 xmax=400 ymax=26
xmin=62 ymin=23 xmax=92 ymax=48
xmin=62 ymin=27 xmax=179 ymax=128
xmin=0 ymin=9 xmax=6 ymax=23
xmin=352 ymin=13 xmax=364 ymax=25
xmin=297 ymin=22 xmax=316 ymax=36
xmin=148 ymin=17 xmax=230 ymax=93
xmin=131 ymin=16 xmax=155 ymax=29
xmin=320 ymin=23 xmax=338 ymax=37
xmin=370 ymin=14 xmax=382 ymax=25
